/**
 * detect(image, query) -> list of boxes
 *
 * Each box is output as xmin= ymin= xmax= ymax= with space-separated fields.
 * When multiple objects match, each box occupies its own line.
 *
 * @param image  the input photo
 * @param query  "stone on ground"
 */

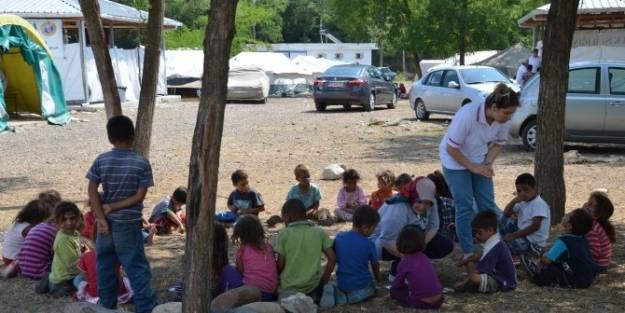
xmin=322 ymin=164 xmax=345 ymax=180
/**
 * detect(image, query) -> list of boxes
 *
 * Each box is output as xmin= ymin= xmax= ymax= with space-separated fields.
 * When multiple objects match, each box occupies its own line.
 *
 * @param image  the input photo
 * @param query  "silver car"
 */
xmin=408 ymin=65 xmax=516 ymax=120
xmin=510 ymin=61 xmax=625 ymax=151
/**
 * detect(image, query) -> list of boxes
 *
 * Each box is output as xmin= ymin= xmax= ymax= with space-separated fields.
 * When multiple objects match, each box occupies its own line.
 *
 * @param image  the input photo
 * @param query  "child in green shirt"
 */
xmin=35 ymin=202 xmax=83 ymax=297
xmin=276 ymin=199 xmax=336 ymax=302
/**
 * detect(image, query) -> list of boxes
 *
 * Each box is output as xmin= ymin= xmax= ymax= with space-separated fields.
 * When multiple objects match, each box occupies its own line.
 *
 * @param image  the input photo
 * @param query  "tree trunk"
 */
xmin=458 ymin=0 xmax=467 ymax=65
xmin=412 ymin=51 xmax=423 ymax=79
xmin=534 ymin=0 xmax=579 ymax=225
xmin=134 ymin=0 xmax=165 ymax=158
xmin=182 ymin=0 xmax=238 ymax=312
xmin=378 ymin=43 xmax=384 ymax=66
xmin=78 ymin=0 xmax=122 ymax=118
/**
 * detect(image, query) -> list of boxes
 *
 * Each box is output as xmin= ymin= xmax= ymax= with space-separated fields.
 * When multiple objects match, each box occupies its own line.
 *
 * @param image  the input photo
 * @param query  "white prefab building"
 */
xmin=266 ymin=43 xmax=378 ymax=65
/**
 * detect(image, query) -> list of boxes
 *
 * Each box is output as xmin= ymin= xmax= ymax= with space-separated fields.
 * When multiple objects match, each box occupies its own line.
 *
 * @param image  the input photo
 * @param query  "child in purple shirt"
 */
xmin=456 ymin=211 xmax=517 ymax=293
xmin=334 ymin=169 xmax=368 ymax=222
xmin=390 ymin=225 xmax=443 ymax=309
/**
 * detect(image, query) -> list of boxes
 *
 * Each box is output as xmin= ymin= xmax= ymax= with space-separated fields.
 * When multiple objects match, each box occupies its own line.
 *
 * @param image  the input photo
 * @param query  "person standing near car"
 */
xmin=438 ymin=84 xmax=519 ymax=261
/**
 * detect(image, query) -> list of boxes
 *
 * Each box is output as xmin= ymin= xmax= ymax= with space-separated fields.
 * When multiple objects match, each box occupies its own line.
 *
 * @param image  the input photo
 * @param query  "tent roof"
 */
xmin=230 ymin=52 xmax=312 ymax=75
xmin=0 ymin=0 xmax=182 ymax=28
xmin=477 ymin=44 xmax=531 ymax=69
xmin=519 ymin=0 xmax=625 ymax=28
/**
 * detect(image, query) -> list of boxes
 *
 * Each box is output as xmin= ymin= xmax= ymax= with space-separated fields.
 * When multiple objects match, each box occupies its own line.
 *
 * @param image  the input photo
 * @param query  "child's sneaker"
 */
xmin=35 ymin=274 xmax=49 ymax=294
xmin=521 ymin=254 xmax=539 ymax=279
xmin=266 ymin=215 xmax=282 ymax=228
xmin=319 ymin=284 xmax=336 ymax=309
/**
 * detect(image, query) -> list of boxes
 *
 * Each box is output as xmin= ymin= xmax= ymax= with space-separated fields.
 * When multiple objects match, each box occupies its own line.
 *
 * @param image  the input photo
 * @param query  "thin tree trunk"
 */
xmin=458 ymin=0 xmax=467 ymax=65
xmin=378 ymin=43 xmax=384 ymax=66
xmin=134 ymin=0 xmax=165 ymax=158
xmin=412 ymin=51 xmax=423 ymax=79
xmin=182 ymin=0 xmax=238 ymax=312
xmin=534 ymin=0 xmax=579 ymax=225
xmin=78 ymin=0 xmax=122 ymax=118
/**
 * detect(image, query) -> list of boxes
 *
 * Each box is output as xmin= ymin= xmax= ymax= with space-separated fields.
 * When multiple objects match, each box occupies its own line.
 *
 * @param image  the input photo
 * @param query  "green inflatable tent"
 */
xmin=0 ymin=14 xmax=70 ymax=133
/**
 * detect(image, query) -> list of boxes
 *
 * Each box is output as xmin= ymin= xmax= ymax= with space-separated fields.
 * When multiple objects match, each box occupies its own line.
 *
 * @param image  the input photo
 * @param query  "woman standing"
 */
xmin=439 ymin=84 xmax=519 ymax=259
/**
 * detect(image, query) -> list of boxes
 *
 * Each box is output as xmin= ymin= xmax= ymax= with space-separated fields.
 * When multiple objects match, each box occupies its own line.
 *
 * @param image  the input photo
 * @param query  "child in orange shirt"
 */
xmin=369 ymin=170 xmax=396 ymax=210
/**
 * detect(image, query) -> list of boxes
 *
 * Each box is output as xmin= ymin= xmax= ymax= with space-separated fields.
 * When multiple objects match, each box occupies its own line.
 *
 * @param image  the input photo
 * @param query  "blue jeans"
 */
xmin=97 ymin=220 xmax=156 ymax=313
xmin=500 ymin=216 xmax=542 ymax=256
xmin=336 ymin=281 xmax=376 ymax=304
xmin=443 ymin=167 xmax=500 ymax=254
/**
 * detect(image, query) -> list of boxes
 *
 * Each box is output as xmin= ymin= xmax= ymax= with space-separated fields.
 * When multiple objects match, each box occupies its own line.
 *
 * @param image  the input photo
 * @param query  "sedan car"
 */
xmin=408 ymin=65 xmax=516 ymax=120
xmin=313 ymin=64 xmax=397 ymax=111
xmin=510 ymin=61 xmax=625 ymax=151
xmin=378 ymin=66 xmax=397 ymax=81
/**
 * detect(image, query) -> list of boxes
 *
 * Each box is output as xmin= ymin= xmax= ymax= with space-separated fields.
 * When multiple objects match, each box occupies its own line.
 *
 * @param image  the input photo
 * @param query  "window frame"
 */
xmin=608 ymin=67 xmax=625 ymax=95
xmin=567 ymin=67 xmax=600 ymax=94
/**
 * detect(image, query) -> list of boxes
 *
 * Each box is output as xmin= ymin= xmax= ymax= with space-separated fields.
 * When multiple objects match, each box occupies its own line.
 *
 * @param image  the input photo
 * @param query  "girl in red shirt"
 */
xmin=583 ymin=191 xmax=616 ymax=272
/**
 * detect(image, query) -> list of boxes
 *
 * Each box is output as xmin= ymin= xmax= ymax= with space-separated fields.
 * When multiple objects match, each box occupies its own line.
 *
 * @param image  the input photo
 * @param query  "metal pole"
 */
xmin=78 ymin=20 xmax=89 ymax=105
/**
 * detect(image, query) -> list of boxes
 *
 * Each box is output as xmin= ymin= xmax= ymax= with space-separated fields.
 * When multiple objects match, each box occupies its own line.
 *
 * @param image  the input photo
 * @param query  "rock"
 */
xmin=322 ymin=164 xmax=345 ymax=180
xmin=367 ymin=118 xmax=385 ymax=126
xmin=280 ymin=293 xmax=317 ymax=313
xmin=211 ymin=286 xmax=261 ymax=313
xmin=592 ymin=188 xmax=609 ymax=194
xmin=383 ymin=119 xmax=401 ymax=127
xmin=563 ymin=150 xmax=582 ymax=164
xmin=231 ymin=302 xmax=285 ymax=313
xmin=63 ymin=303 xmax=121 ymax=313
xmin=152 ymin=302 xmax=182 ymax=313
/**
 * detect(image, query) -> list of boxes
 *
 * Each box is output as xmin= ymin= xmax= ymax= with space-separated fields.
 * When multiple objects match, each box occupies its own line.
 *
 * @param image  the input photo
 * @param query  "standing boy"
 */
xmin=275 ymin=199 xmax=336 ymax=302
xmin=86 ymin=115 xmax=156 ymax=313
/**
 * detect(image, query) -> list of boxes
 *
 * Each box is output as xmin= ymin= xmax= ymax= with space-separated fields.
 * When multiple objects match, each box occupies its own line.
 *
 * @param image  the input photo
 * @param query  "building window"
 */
xmin=335 ymin=53 xmax=343 ymax=60
xmin=317 ymin=53 xmax=326 ymax=58
xmin=355 ymin=52 xmax=362 ymax=59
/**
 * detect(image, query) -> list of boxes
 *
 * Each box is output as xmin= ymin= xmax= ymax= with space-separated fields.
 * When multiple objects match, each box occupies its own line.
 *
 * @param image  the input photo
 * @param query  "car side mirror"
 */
xmin=383 ymin=74 xmax=392 ymax=81
xmin=448 ymin=81 xmax=460 ymax=89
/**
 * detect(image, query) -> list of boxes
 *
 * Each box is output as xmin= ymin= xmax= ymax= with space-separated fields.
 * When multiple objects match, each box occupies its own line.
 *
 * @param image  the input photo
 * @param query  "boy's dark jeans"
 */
xmin=97 ymin=220 xmax=156 ymax=313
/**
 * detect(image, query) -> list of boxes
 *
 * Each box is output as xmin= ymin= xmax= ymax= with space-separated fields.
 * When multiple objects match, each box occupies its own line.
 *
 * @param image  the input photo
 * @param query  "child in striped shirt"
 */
xmin=583 ymin=191 xmax=615 ymax=272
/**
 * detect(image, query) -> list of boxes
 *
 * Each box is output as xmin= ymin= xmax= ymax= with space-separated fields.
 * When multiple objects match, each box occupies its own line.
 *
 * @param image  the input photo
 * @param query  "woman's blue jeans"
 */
xmin=443 ymin=167 xmax=501 ymax=254
xmin=96 ymin=220 xmax=156 ymax=313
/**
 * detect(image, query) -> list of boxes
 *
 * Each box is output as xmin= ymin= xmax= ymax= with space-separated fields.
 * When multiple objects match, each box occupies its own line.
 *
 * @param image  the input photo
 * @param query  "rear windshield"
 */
xmin=324 ymin=66 xmax=363 ymax=76
xmin=460 ymin=68 xmax=509 ymax=84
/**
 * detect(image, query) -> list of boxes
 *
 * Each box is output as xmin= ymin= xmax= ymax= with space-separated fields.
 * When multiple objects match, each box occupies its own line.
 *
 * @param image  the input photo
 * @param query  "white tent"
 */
xmin=570 ymin=45 xmax=625 ymax=62
xmin=292 ymin=55 xmax=346 ymax=79
xmin=165 ymin=49 xmax=204 ymax=80
xmin=227 ymin=65 xmax=270 ymax=102
xmin=427 ymin=50 xmax=498 ymax=72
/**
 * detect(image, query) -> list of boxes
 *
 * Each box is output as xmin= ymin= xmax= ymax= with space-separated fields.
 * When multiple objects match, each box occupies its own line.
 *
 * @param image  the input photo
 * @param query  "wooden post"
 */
xmin=534 ymin=0 xmax=580 ymax=224
xmin=134 ymin=0 xmax=165 ymax=158
xmin=182 ymin=0 xmax=239 ymax=312
xmin=78 ymin=20 xmax=90 ymax=105
xmin=78 ymin=0 xmax=122 ymax=118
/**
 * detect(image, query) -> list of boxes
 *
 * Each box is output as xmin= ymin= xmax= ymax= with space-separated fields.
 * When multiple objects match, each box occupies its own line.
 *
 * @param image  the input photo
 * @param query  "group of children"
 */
xmin=0 ymin=114 xmax=618 ymax=312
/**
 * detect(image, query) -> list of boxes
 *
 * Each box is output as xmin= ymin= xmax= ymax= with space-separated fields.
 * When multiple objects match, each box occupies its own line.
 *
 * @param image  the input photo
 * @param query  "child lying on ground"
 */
xmin=369 ymin=170 xmax=396 ymax=210
xmin=583 ymin=191 xmax=615 ymax=272
xmin=334 ymin=169 xmax=368 ymax=222
xmin=455 ymin=211 xmax=517 ymax=294
xmin=149 ymin=186 xmax=187 ymax=234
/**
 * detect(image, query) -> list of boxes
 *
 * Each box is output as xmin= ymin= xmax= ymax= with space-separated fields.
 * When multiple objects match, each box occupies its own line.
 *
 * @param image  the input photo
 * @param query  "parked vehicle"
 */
xmin=510 ymin=61 xmax=625 ymax=151
xmin=313 ymin=64 xmax=397 ymax=111
xmin=378 ymin=66 xmax=397 ymax=81
xmin=408 ymin=65 xmax=516 ymax=120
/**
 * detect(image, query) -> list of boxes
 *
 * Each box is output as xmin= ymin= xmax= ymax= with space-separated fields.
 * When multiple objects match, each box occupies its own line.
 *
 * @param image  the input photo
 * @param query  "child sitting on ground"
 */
xmin=276 ymin=199 xmax=336 ymax=302
xmin=427 ymin=170 xmax=455 ymax=239
xmin=455 ymin=211 xmax=517 ymax=293
xmin=322 ymin=205 xmax=381 ymax=309
xmin=15 ymin=191 xmax=63 ymax=279
xmin=35 ymin=202 xmax=83 ymax=297
xmin=2 ymin=200 xmax=50 ymax=270
xmin=523 ymin=209 xmax=599 ymax=288
xmin=286 ymin=164 xmax=323 ymax=221
xmin=149 ymin=186 xmax=187 ymax=235
xmin=170 ymin=223 xmax=243 ymax=301
xmin=391 ymin=225 xmax=444 ymax=309
xmin=369 ymin=170 xmax=396 ymax=210
xmin=217 ymin=170 xmax=266 ymax=224
xmin=583 ymin=191 xmax=615 ymax=272
xmin=500 ymin=173 xmax=551 ymax=259
xmin=334 ymin=169 xmax=368 ymax=222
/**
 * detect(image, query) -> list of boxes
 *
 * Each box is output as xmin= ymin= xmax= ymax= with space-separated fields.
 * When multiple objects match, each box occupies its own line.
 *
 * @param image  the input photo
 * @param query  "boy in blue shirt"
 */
xmin=86 ymin=115 xmax=156 ymax=313
xmin=322 ymin=205 xmax=381 ymax=309
xmin=286 ymin=164 xmax=323 ymax=219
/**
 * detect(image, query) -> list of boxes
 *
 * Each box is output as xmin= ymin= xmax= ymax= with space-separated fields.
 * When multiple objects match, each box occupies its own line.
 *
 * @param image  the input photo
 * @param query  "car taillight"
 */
xmin=346 ymin=79 xmax=365 ymax=87
xmin=314 ymin=79 xmax=325 ymax=86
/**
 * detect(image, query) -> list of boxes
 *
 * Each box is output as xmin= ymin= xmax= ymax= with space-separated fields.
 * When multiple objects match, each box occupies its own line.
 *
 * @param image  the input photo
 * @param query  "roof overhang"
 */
xmin=518 ymin=1 xmax=625 ymax=28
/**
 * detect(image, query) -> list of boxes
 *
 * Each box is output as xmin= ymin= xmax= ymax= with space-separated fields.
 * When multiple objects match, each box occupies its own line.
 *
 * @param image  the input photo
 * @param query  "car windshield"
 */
xmin=324 ymin=66 xmax=363 ymax=76
xmin=460 ymin=68 xmax=509 ymax=84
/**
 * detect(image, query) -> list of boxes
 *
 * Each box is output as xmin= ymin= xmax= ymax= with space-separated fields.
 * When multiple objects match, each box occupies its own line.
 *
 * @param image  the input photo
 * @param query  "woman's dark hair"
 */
xmin=233 ymin=215 xmax=266 ymax=250
xmin=568 ymin=208 xmax=593 ymax=236
xmin=485 ymin=83 xmax=519 ymax=109
xmin=212 ymin=223 xmax=229 ymax=279
xmin=590 ymin=192 xmax=616 ymax=243
xmin=353 ymin=205 xmax=380 ymax=228
xmin=397 ymin=225 xmax=425 ymax=254
xmin=342 ymin=169 xmax=361 ymax=182
xmin=172 ymin=186 xmax=188 ymax=203
xmin=38 ymin=190 xmax=62 ymax=213
xmin=14 ymin=200 xmax=50 ymax=225
xmin=53 ymin=201 xmax=83 ymax=226
xmin=427 ymin=170 xmax=452 ymax=198
xmin=106 ymin=115 xmax=135 ymax=143
xmin=231 ymin=170 xmax=249 ymax=185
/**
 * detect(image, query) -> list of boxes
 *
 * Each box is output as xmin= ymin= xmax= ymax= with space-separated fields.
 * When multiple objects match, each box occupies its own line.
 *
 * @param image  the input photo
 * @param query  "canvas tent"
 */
xmin=427 ymin=50 xmax=498 ymax=73
xmin=0 ymin=14 xmax=70 ymax=132
xmin=476 ymin=44 xmax=531 ymax=78
xmin=292 ymin=55 xmax=346 ymax=79
xmin=230 ymin=52 xmax=313 ymax=97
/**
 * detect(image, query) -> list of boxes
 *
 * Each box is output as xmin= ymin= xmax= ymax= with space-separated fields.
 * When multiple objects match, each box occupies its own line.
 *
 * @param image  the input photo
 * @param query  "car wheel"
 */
xmin=315 ymin=101 xmax=326 ymax=112
xmin=343 ymin=104 xmax=352 ymax=110
xmin=261 ymin=97 xmax=268 ymax=104
xmin=387 ymin=93 xmax=397 ymax=109
xmin=363 ymin=93 xmax=374 ymax=111
xmin=415 ymin=99 xmax=430 ymax=121
xmin=521 ymin=119 xmax=537 ymax=151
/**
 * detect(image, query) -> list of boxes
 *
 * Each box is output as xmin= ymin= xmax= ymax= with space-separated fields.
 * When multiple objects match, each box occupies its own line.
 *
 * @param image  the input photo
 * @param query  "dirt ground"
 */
xmin=1 ymin=98 xmax=624 ymax=312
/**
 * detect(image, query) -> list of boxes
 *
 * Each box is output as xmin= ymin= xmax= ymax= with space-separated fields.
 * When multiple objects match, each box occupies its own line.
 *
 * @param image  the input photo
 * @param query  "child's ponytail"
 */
xmin=591 ymin=192 xmax=616 ymax=243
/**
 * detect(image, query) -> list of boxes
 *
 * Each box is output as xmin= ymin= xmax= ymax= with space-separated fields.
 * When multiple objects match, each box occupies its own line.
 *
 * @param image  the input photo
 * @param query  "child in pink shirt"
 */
xmin=335 ymin=169 xmax=368 ymax=222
